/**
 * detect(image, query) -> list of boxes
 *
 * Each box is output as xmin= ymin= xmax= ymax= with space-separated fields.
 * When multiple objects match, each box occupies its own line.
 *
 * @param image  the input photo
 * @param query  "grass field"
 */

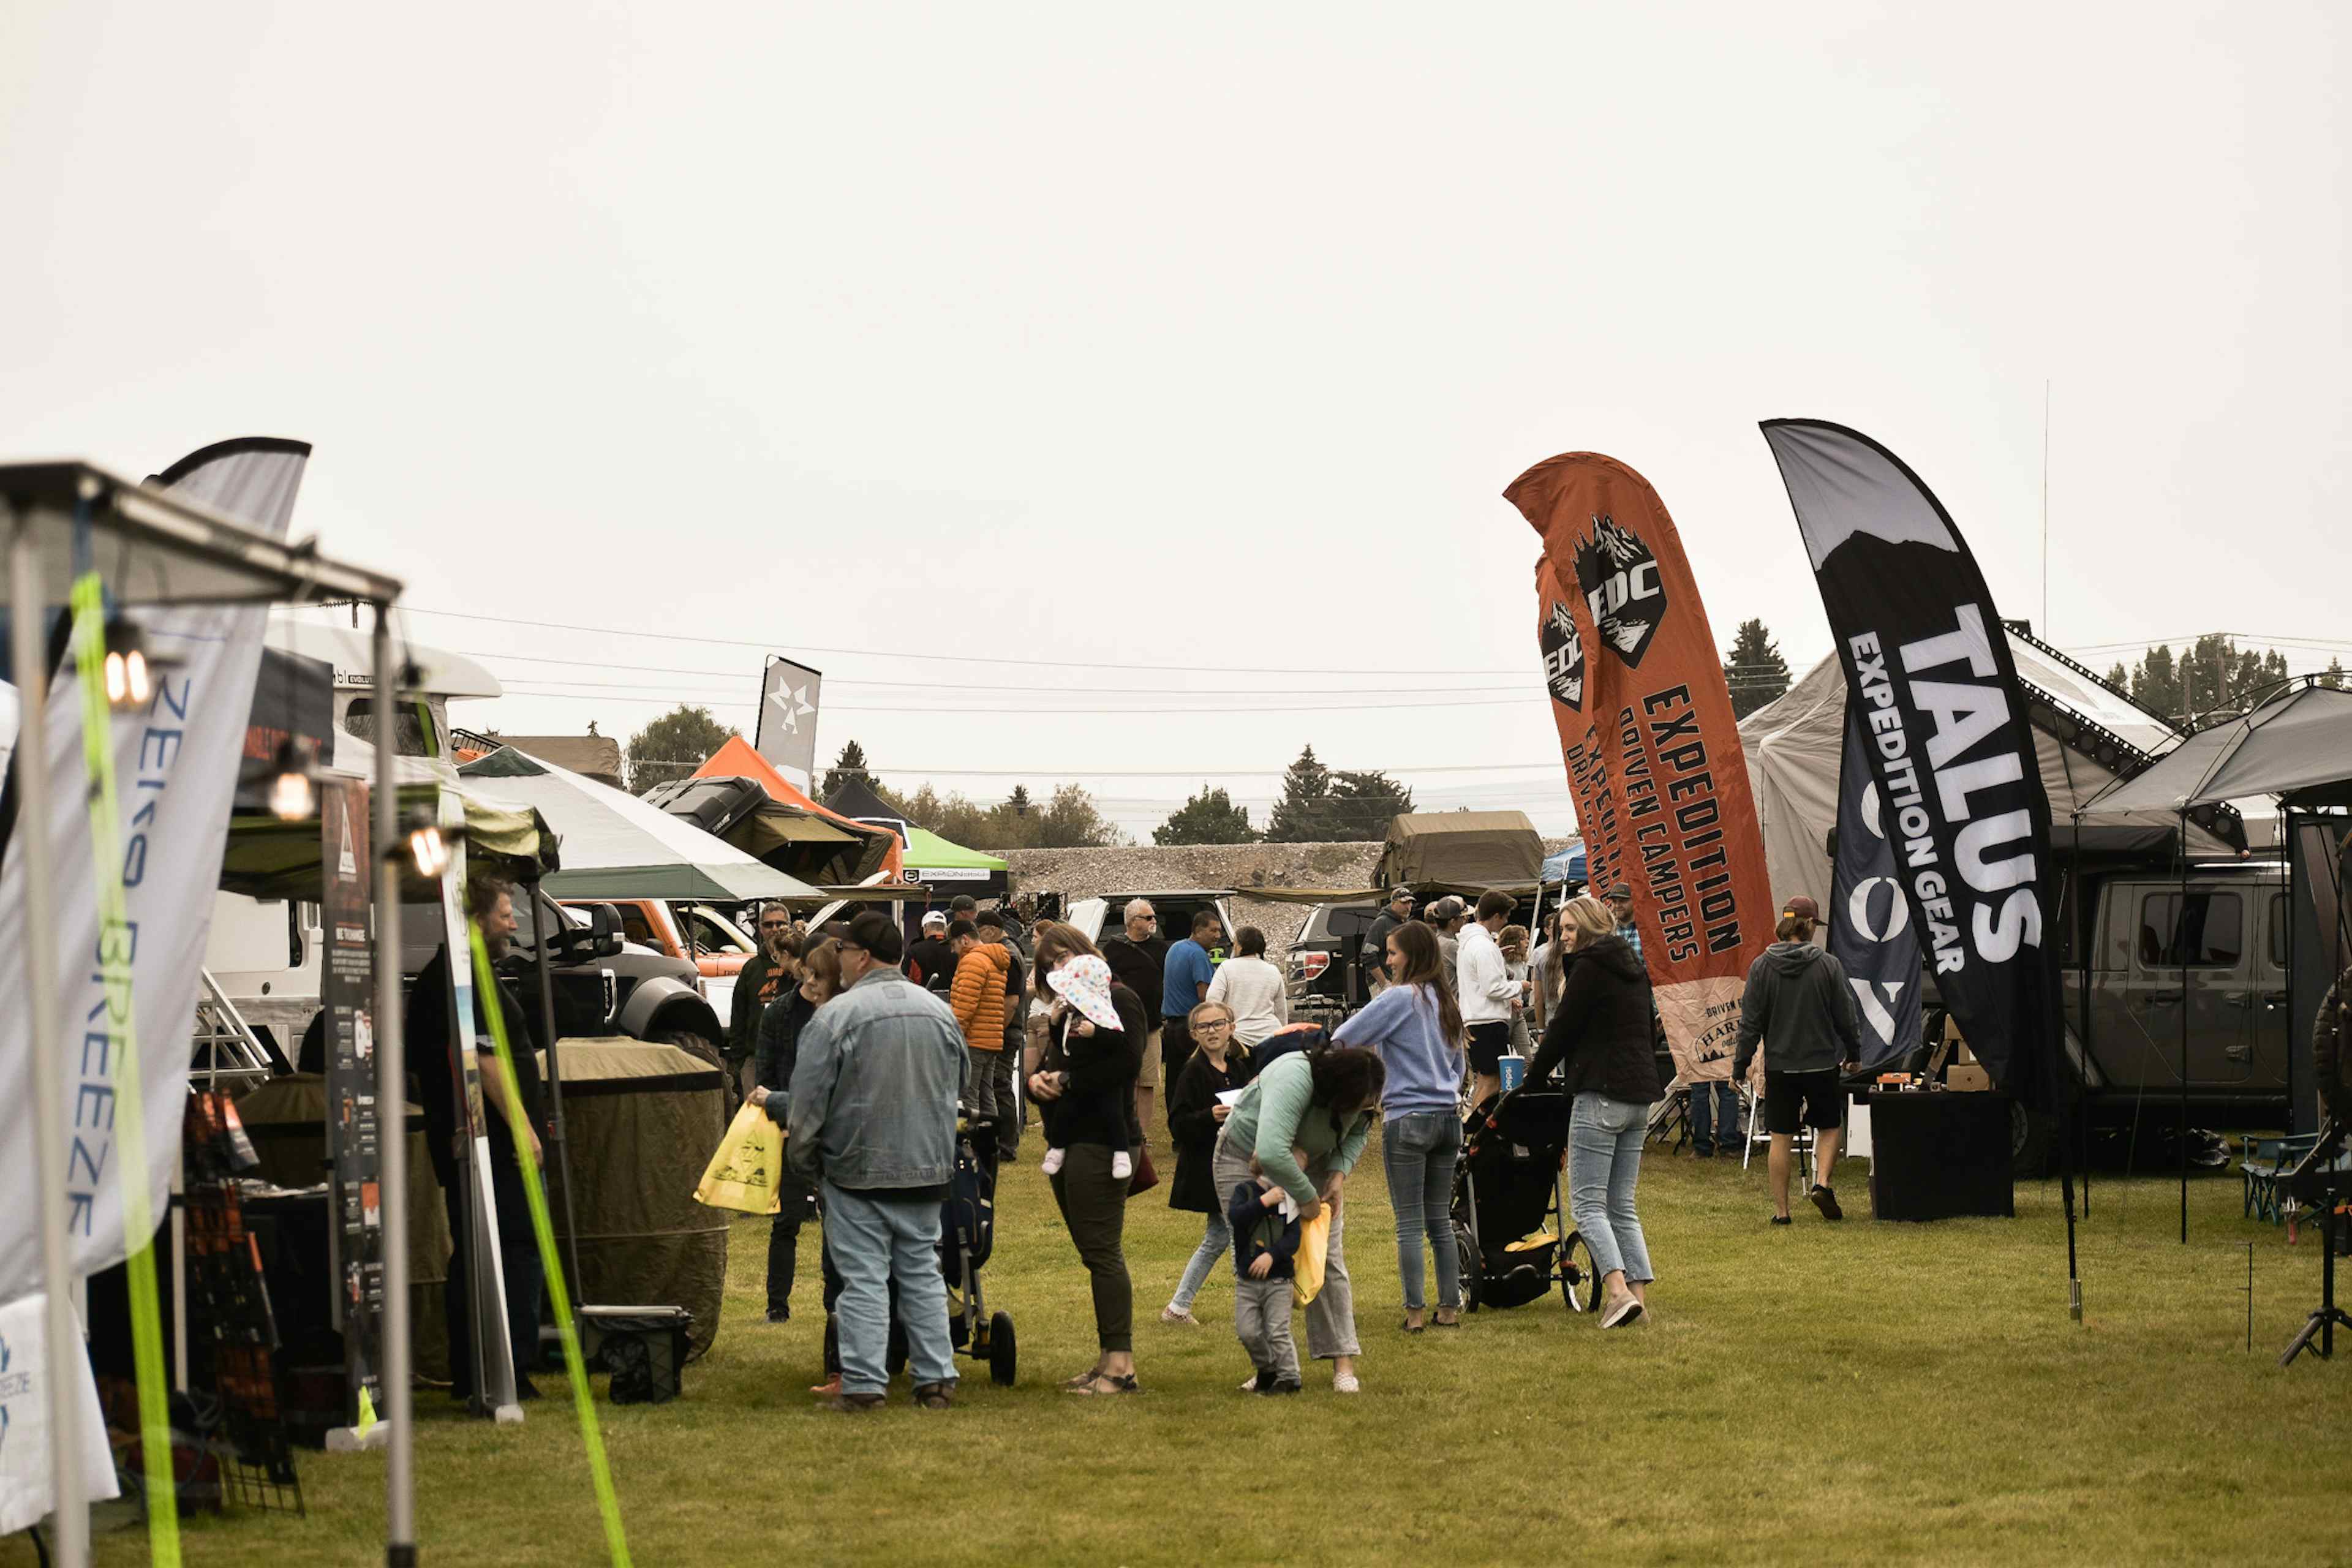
xmin=15 ymin=1134 xmax=2352 ymax=1567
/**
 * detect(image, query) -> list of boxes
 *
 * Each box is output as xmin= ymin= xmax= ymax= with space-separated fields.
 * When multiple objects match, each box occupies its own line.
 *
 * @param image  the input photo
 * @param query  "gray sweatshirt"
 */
xmin=1733 ymin=942 xmax=1861 ymax=1080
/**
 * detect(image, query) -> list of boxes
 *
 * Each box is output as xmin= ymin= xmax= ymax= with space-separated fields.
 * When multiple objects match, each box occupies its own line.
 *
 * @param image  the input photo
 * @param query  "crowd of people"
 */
xmin=665 ymin=878 xmax=1864 ymax=1411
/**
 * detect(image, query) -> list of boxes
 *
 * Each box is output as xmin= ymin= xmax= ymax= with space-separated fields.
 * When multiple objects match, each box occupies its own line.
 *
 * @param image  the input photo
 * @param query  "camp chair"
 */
xmin=1741 ymin=1087 xmax=1817 ymax=1191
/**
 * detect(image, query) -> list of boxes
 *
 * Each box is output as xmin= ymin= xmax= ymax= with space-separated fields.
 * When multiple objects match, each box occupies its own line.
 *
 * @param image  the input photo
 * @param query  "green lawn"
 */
xmin=18 ymin=1136 xmax=2352 ymax=1567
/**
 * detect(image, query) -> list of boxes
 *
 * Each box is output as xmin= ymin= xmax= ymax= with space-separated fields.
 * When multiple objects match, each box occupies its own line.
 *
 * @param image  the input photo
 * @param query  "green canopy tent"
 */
xmin=900 ymin=825 xmax=1009 ymax=899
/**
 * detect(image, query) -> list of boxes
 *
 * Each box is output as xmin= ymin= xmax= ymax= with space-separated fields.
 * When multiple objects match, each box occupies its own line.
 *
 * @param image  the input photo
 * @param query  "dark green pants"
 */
xmin=1048 ymin=1143 xmax=1134 ymax=1352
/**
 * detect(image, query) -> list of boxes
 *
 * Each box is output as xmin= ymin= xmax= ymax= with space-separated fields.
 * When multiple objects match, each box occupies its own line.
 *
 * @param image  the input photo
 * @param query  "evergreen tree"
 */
xmin=1154 ymin=786 xmax=1260 ymax=846
xmin=819 ymin=739 xmax=871 ymax=799
xmin=1264 ymin=746 xmax=1411 ymax=842
xmin=1722 ymin=618 xmax=1792 ymax=720
xmin=2324 ymin=658 xmax=2346 ymax=690
xmin=624 ymin=704 xmax=737 ymax=794
xmin=1264 ymin=745 xmax=1333 ymax=842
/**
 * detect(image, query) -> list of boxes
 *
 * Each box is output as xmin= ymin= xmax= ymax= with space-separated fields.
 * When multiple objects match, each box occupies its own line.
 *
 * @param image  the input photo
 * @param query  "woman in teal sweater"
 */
xmin=1211 ymin=1046 xmax=1385 ymax=1394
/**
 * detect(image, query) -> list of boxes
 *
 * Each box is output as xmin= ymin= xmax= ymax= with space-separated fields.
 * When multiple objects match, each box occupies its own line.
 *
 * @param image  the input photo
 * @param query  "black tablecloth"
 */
xmin=1866 ymin=1091 xmax=2014 ymax=1221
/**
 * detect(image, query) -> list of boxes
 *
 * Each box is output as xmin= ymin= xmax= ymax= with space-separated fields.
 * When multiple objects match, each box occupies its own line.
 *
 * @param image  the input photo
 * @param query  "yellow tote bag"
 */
xmin=1292 ymin=1208 xmax=1331 ymax=1305
xmin=694 ymin=1102 xmax=786 ymax=1215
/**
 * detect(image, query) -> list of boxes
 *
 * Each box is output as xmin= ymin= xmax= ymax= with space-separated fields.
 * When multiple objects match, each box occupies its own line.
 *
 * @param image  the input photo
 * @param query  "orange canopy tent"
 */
xmin=693 ymin=736 xmax=905 ymax=882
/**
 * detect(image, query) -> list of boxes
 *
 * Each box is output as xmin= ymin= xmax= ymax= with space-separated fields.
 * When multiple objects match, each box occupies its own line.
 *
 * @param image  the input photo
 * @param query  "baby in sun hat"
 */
xmin=1039 ymin=954 xmax=1133 ymax=1182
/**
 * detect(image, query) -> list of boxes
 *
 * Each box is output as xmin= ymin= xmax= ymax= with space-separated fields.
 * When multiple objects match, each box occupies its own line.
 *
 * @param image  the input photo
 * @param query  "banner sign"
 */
xmin=318 ymin=779 xmax=384 ymax=1424
xmin=752 ymin=656 xmax=824 ymax=791
xmin=0 ymin=439 xmax=307 ymax=1303
xmin=1831 ymin=706 xmax=1924 ymax=1068
xmin=1506 ymin=452 xmax=1775 ymax=1084
xmin=1760 ymin=419 xmax=2060 ymax=1106
xmin=0 ymin=1292 xmax=120 ymax=1534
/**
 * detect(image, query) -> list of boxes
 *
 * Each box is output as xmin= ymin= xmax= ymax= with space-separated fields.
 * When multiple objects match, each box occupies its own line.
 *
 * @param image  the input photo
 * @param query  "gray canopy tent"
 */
xmin=2 ymin=459 xmax=414 ymax=1567
xmin=2079 ymin=682 xmax=2352 ymax=1232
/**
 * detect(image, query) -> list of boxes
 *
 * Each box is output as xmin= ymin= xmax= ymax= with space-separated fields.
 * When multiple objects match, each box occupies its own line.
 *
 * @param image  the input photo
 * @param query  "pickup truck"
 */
xmin=562 ymin=897 xmax=756 ymax=1025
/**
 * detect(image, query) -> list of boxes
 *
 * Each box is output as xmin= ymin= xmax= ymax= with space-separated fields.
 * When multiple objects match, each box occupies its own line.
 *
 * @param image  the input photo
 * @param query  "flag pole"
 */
xmin=372 ymin=602 xmax=417 ymax=1567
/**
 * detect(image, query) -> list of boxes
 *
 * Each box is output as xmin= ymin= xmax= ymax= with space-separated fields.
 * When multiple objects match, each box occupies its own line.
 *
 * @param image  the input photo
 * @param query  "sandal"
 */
xmin=1400 ymin=1315 xmax=1426 ymax=1334
xmin=1432 ymin=1309 xmax=1461 ymax=1329
xmin=1060 ymin=1367 xmax=1107 ymax=1390
xmin=1063 ymin=1373 xmax=1140 ymax=1396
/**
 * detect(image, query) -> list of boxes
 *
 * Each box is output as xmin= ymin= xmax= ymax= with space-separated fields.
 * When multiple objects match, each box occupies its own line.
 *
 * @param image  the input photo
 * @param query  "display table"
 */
xmin=1864 ymin=1090 xmax=2014 ymax=1221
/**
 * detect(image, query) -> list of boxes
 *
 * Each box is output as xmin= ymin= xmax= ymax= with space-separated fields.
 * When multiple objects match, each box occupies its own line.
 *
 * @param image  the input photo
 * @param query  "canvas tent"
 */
xmin=1738 ymin=635 xmax=2244 ymax=918
xmin=649 ymin=736 xmax=901 ymax=886
xmin=458 ymin=745 xmax=818 ymax=902
xmin=1373 ymin=811 xmax=1546 ymax=891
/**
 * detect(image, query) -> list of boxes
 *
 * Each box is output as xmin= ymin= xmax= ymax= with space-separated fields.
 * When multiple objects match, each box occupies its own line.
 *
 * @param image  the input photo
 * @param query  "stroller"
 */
xmin=1450 ymin=1088 xmax=1601 ymax=1313
xmin=886 ymin=1117 xmax=1018 ymax=1385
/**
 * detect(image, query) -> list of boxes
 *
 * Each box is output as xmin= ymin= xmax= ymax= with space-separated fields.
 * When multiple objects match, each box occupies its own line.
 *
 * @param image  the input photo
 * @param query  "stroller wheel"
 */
xmin=1452 ymin=1221 xmax=1482 ymax=1313
xmin=988 ymin=1313 xmax=1017 ymax=1386
xmin=1562 ymin=1231 xmax=1602 ymax=1313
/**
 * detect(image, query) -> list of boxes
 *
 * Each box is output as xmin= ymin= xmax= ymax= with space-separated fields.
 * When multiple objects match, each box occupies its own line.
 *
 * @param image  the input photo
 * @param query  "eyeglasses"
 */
xmin=1194 ymin=1021 xmax=1234 ymax=1034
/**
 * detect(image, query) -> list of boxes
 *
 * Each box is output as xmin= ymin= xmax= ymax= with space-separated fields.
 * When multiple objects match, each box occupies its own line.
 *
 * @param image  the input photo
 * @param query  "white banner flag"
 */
xmin=0 ymin=439 xmax=307 ymax=1302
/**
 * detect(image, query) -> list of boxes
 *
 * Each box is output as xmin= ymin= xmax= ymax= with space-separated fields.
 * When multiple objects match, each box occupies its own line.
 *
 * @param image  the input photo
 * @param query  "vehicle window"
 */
xmin=686 ymin=909 xmax=752 ymax=954
xmin=617 ymin=904 xmax=660 ymax=948
xmin=2136 ymin=892 xmax=2244 ymax=968
xmin=2269 ymin=893 xmax=2287 ymax=968
xmin=511 ymin=894 xmax=545 ymax=951
xmin=342 ymin=696 xmax=432 ymax=757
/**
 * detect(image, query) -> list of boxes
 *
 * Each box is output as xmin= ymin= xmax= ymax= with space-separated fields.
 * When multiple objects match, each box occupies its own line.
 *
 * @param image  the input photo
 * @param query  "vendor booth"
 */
xmin=643 ymin=736 xmax=900 ymax=888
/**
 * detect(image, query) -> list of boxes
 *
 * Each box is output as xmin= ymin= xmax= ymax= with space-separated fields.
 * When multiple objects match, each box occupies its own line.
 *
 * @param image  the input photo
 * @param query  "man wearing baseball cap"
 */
xmin=1604 ymin=883 xmax=1643 ymax=960
xmin=906 ymin=910 xmax=957 ymax=995
xmin=1731 ymin=895 xmax=1862 ymax=1223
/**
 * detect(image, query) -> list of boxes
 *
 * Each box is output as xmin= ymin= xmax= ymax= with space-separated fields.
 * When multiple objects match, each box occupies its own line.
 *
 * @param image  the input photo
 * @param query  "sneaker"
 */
xmin=820 ymin=1391 xmax=886 ymax=1413
xmin=1809 ymin=1184 xmax=1844 ymax=1222
xmin=1261 ymin=1378 xmax=1303 ymax=1396
xmin=1332 ymin=1370 xmax=1361 ymax=1394
xmin=1159 ymin=1305 xmax=1200 ymax=1327
xmin=1600 ymin=1291 xmax=1645 ymax=1329
xmin=1770 ymin=1215 xmax=1793 ymax=1227
xmin=1240 ymin=1371 xmax=1269 ymax=1393
xmin=766 ymin=1305 xmax=790 ymax=1324
xmin=809 ymin=1374 xmax=842 ymax=1398
xmin=911 ymin=1381 xmax=954 ymax=1411
xmin=1038 ymin=1148 xmax=1066 ymax=1176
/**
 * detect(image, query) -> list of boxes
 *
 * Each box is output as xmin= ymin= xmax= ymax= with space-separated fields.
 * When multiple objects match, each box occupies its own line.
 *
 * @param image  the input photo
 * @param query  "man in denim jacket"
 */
xmin=788 ymin=911 xmax=969 ymax=1411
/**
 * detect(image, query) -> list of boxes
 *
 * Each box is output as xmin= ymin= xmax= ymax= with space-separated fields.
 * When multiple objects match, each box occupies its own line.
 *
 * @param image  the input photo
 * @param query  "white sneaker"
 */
xmin=1111 ymin=1150 xmax=1133 ymax=1181
xmin=1160 ymin=1305 xmax=1200 ymax=1327
xmin=1038 ymin=1147 xmax=1065 ymax=1176
xmin=1332 ymin=1370 xmax=1361 ymax=1395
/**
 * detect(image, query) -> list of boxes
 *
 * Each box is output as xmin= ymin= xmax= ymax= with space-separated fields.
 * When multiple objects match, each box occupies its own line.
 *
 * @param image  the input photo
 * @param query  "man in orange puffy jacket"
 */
xmin=948 ymin=919 xmax=1009 ymax=1122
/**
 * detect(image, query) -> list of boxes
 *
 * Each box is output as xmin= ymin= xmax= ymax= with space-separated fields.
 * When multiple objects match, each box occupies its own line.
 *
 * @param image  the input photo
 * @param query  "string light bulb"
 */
xmin=267 ymin=739 xmax=317 ymax=822
xmin=408 ymin=822 xmax=450 ymax=878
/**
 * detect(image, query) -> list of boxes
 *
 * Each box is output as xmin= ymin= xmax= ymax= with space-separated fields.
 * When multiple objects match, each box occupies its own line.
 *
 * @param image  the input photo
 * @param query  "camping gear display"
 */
xmin=434 ymin=794 xmax=522 ymax=1414
xmin=695 ymin=1101 xmax=786 ymax=1215
xmin=1506 ymin=452 xmax=1774 ymax=1086
xmin=1373 ymin=811 xmax=1545 ymax=891
xmin=1830 ymin=709 xmax=1924 ymax=1071
xmin=554 ymin=1038 xmax=728 ymax=1358
xmin=1760 ymin=420 xmax=2062 ymax=1110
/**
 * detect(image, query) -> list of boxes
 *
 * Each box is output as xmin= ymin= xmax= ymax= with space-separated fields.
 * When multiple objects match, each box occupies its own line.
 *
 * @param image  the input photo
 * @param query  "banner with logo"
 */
xmin=0 ymin=439 xmax=307 ymax=1303
xmin=0 ymin=1292 xmax=120 ymax=1534
xmin=1506 ymin=452 xmax=1775 ymax=1084
xmin=1831 ymin=706 xmax=1924 ymax=1069
xmin=318 ymin=778 xmax=385 ymax=1425
xmin=1760 ymin=420 xmax=2060 ymax=1106
xmin=752 ymin=655 xmax=824 ymax=790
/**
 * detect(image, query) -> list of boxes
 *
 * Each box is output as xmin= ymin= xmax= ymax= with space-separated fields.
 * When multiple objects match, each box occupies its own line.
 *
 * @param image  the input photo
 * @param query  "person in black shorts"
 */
xmin=1732 ymin=896 xmax=1861 ymax=1224
xmin=1456 ymin=891 xmax=1525 ymax=1105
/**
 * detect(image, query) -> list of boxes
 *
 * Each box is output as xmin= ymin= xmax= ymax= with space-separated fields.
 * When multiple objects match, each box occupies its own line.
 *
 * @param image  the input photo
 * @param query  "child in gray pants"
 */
xmin=1228 ymin=1178 xmax=1302 ymax=1394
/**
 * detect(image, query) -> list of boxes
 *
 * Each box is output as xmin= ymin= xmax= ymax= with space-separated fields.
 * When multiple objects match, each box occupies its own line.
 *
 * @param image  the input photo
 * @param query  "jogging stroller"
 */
xmin=887 ymin=1116 xmax=1018 ymax=1385
xmin=1451 ymin=1088 xmax=1601 ymax=1313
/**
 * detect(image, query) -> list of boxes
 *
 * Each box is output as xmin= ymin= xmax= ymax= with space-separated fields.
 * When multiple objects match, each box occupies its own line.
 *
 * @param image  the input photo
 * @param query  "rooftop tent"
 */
xmin=2082 ymin=682 xmax=2352 ymax=816
xmin=1737 ymin=636 xmax=2244 ymax=916
xmin=458 ymin=745 xmax=819 ymax=902
xmin=1373 ymin=810 xmax=1546 ymax=891
xmin=219 ymin=755 xmax=560 ymax=901
xmin=530 ymin=1038 xmax=730 ymax=1360
xmin=666 ymin=735 xmax=902 ymax=885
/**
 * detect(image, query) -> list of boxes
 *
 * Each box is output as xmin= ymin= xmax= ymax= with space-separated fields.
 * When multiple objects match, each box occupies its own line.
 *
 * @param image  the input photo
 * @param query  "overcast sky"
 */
xmin=5 ymin=2 xmax=2345 ymax=838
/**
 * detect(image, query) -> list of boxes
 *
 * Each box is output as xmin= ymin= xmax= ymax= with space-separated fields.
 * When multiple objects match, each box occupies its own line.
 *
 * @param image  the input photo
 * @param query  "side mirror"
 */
xmin=582 ymin=902 xmax=625 ymax=960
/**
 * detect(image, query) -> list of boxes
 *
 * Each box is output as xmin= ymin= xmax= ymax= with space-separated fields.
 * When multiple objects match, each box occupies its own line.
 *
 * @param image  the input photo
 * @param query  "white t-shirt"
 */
xmin=1205 ymin=954 xmax=1291 ymax=1047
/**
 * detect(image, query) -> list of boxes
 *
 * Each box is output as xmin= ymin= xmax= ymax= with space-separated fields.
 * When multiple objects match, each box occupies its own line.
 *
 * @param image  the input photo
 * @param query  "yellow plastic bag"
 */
xmin=1292 ymin=1208 xmax=1331 ymax=1305
xmin=694 ymin=1102 xmax=786 ymax=1215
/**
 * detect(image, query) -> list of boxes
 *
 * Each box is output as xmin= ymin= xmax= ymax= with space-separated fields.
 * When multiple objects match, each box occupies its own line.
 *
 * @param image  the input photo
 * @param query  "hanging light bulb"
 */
xmin=99 ymin=616 xmax=159 ymax=709
xmin=267 ymin=739 xmax=317 ymax=822
xmin=409 ymin=821 xmax=450 ymax=878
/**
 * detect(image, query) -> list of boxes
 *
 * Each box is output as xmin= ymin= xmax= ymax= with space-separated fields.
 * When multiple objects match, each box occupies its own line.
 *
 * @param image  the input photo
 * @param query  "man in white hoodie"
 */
xmin=1457 ymin=890 xmax=1526 ymax=1106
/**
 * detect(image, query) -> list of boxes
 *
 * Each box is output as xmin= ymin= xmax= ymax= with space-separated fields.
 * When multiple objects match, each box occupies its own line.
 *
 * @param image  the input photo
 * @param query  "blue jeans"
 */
xmin=1687 ymin=1080 xmax=1740 ymax=1155
xmin=1169 ymin=1209 xmax=1232 ymax=1313
xmin=823 ymin=1182 xmax=957 ymax=1396
xmin=1568 ymin=1093 xmax=1653 ymax=1285
xmin=1381 ymin=1110 xmax=1463 ymax=1312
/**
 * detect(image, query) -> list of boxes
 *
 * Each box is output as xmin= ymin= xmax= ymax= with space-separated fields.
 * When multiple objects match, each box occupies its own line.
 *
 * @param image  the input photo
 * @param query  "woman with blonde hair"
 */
xmin=1525 ymin=894 xmax=1662 ymax=1329
xmin=1161 ymin=999 xmax=1250 ymax=1325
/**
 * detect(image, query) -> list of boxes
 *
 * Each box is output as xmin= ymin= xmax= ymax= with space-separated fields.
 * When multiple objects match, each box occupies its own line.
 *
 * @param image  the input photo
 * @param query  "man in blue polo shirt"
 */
xmin=1158 ymin=908 xmax=1224 ymax=1133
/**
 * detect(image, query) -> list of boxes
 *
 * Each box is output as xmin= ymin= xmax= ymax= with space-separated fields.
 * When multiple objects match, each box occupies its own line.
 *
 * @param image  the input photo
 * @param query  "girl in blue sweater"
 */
xmin=1333 ymin=919 xmax=1467 ymax=1331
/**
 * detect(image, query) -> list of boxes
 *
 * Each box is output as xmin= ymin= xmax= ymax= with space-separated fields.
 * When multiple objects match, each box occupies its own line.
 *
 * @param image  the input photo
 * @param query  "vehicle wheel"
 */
xmin=2011 ymin=1104 xmax=2057 ymax=1179
xmin=1562 ymin=1231 xmax=1602 ymax=1313
xmin=1452 ymin=1222 xmax=1482 ymax=1313
xmin=660 ymin=1030 xmax=725 ymax=1072
xmin=989 ymin=1312 xmax=1017 ymax=1386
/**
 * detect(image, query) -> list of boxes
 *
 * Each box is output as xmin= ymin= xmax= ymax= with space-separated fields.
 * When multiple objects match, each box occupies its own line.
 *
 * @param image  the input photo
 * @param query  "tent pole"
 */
xmin=12 ymin=505 xmax=88 ymax=1568
xmin=526 ymin=873 xmax=583 ymax=1295
xmin=2179 ymin=807 xmax=2190 ymax=1245
xmin=371 ymin=603 xmax=417 ymax=1567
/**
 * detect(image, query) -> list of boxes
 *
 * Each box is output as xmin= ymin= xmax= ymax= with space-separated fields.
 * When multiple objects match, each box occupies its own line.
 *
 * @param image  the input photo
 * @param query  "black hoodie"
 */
xmin=1526 ymin=935 xmax=1662 ymax=1106
xmin=1732 ymin=941 xmax=1861 ymax=1080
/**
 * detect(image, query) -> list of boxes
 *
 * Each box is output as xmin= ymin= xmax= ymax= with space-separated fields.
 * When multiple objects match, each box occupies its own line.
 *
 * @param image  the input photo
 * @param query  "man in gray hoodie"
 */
xmin=1732 ymin=896 xmax=1862 ymax=1224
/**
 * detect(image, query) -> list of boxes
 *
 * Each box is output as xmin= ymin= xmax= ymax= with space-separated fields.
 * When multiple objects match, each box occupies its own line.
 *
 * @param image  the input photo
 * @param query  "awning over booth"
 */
xmin=2084 ymin=684 xmax=2352 ymax=815
xmin=459 ymin=745 xmax=818 ymax=902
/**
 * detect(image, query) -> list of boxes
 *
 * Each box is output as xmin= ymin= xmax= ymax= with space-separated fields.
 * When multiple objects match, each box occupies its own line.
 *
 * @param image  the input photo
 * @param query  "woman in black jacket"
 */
xmin=1526 ymin=895 xmax=1663 ymax=1329
xmin=1027 ymin=927 xmax=1147 ymax=1396
xmin=750 ymin=938 xmax=840 ymax=1324
xmin=1159 ymin=1000 xmax=1250 ymax=1326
